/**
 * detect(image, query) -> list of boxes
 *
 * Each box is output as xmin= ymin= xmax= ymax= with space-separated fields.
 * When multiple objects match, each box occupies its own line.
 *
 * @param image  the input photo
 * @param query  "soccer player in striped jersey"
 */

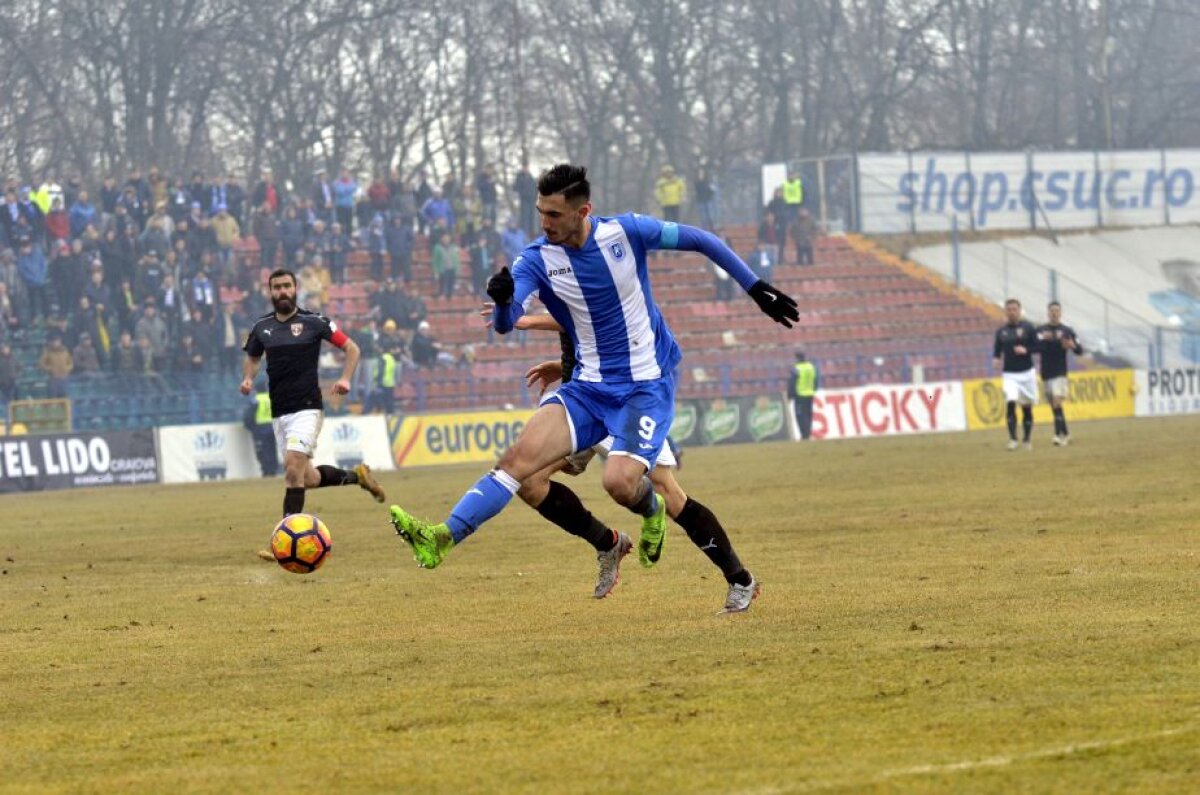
xmin=388 ymin=164 xmax=797 ymax=605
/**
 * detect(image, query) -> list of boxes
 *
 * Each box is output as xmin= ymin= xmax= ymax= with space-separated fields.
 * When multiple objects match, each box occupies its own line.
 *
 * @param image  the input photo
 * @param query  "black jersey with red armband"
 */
xmin=243 ymin=308 xmax=349 ymax=417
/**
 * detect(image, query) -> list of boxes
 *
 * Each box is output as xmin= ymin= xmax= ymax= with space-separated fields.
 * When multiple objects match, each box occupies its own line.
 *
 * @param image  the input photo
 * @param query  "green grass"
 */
xmin=2 ymin=416 xmax=1198 ymax=794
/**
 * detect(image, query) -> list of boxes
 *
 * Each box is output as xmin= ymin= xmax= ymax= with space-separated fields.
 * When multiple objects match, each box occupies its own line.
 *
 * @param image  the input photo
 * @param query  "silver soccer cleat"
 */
xmin=721 ymin=576 xmax=761 ymax=614
xmin=594 ymin=532 xmax=632 ymax=599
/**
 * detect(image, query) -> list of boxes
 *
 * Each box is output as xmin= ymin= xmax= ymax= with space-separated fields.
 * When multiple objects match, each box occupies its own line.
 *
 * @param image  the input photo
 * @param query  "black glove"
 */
xmin=749 ymin=280 xmax=799 ymax=328
xmin=486 ymin=266 xmax=514 ymax=305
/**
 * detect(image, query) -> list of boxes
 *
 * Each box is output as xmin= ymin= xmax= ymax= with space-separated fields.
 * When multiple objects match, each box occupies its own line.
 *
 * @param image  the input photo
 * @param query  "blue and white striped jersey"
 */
xmin=500 ymin=213 xmax=681 ymax=383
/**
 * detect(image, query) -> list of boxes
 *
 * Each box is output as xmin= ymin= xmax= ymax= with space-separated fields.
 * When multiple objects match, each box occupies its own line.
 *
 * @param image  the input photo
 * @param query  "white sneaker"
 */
xmin=721 ymin=576 xmax=761 ymax=614
xmin=1060 ymin=435 xmax=1070 ymax=447
xmin=1023 ymin=441 xmax=1033 ymax=452
xmin=1006 ymin=440 xmax=1019 ymax=451
xmin=1052 ymin=435 xmax=1062 ymax=446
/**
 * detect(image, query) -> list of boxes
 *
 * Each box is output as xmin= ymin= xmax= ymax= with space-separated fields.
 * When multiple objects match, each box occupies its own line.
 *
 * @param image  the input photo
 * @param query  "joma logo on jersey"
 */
xmin=548 ymin=265 xmax=573 ymax=278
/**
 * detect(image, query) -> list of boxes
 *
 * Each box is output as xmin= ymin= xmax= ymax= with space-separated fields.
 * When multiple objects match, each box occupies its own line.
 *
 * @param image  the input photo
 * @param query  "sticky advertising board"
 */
xmin=796 ymin=381 xmax=966 ymax=441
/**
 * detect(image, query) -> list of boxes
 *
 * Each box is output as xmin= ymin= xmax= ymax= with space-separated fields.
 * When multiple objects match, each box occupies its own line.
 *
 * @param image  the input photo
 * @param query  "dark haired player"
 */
xmin=388 ymin=164 xmax=796 ymax=612
xmin=1036 ymin=301 xmax=1083 ymax=446
xmin=993 ymin=298 xmax=1039 ymax=451
xmin=241 ymin=268 xmax=386 ymax=520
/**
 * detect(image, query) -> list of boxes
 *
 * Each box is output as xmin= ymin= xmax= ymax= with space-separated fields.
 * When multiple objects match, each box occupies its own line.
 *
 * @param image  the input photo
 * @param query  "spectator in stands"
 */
xmin=112 ymin=331 xmax=138 ymax=374
xmin=386 ymin=211 xmax=415 ymax=283
xmin=72 ymin=331 xmax=102 ymax=377
xmin=252 ymin=202 xmax=280 ymax=269
xmin=139 ymin=214 xmax=171 ymax=258
xmin=694 ymin=167 xmax=718 ymax=230
xmin=215 ymin=302 xmax=244 ymax=373
xmin=333 ymin=168 xmax=358 ymax=233
xmin=421 ymin=187 xmax=454 ymax=233
xmin=148 ymin=167 xmax=168 ymax=210
xmin=45 ymin=198 xmax=70 ymax=246
xmin=117 ymin=185 xmax=146 ymax=228
xmin=0 ymin=281 xmax=18 ymax=338
xmin=0 ymin=341 xmax=18 ymax=402
xmin=378 ymin=318 xmax=405 ymax=360
xmin=135 ymin=251 xmax=163 ymax=302
xmin=39 ymin=335 xmax=73 ymax=397
xmin=188 ymin=171 xmax=210 ymax=214
xmin=173 ymin=331 xmax=206 ymax=373
xmin=187 ymin=307 xmax=216 ymax=367
xmin=475 ymin=164 xmax=498 ymax=228
xmin=441 ymin=173 xmax=460 ymax=203
xmin=214 ymin=175 xmax=246 ymax=225
xmin=367 ymin=174 xmax=391 ymax=215
xmin=134 ymin=301 xmax=169 ymax=370
xmin=326 ymin=221 xmax=350 ymax=284
xmin=501 ymin=216 xmax=527 ymax=264
xmin=373 ymin=279 xmax=402 ymax=326
xmin=18 ymin=187 xmax=45 ymax=245
xmin=467 ymin=222 xmax=491 ymax=297
xmin=84 ymin=264 xmax=112 ymax=313
xmin=190 ymin=268 xmax=216 ymax=321
xmin=765 ymin=188 xmax=789 ymax=262
xmin=188 ymin=213 xmax=218 ymax=263
xmin=1 ymin=189 xmax=22 ymax=248
xmin=312 ymin=168 xmax=334 ymax=223
xmin=654 ymin=165 xmax=686 ymax=223
xmin=792 ymin=209 xmax=817 ymax=266
xmin=69 ymin=190 xmax=98 ymax=240
xmin=410 ymin=320 xmax=451 ymax=368
xmin=363 ymin=215 xmax=386 ymax=281
xmin=126 ymin=168 xmax=151 ymax=207
xmin=114 ymin=278 xmax=138 ymax=334
xmin=251 ymin=168 xmax=281 ymax=216
xmin=412 ymin=170 xmax=434 ymax=235
xmin=398 ymin=280 xmax=428 ymax=332
xmin=136 ymin=334 xmax=162 ymax=383
xmin=431 ymin=228 xmax=461 ymax=299
xmin=298 ymin=254 xmax=330 ymax=311
xmin=790 ymin=350 xmax=819 ymax=441
xmin=99 ymin=177 xmax=120 ymax=221
xmin=16 ymin=237 xmax=48 ymax=321
xmin=280 ymin=204 xmax=306 ymax=268
xmin=512 ymin=159 xmax=539 ymax=238
xmin=159 ymin=270 xmax=188 ymax=340
xmin=745 ymin=239 xmax=776 ymax=285
xmin=212 ymin=203 xmax=241 ymax=275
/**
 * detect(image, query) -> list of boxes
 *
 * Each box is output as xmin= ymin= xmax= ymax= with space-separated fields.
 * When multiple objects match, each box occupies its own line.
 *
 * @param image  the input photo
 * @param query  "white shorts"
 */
xmin=273 ymin=409 xmax=323 ymax=457
xmin=563 ymin=435 xmax=677 ymax=475
xmin=1044 ymin=376 xmax=1069 ymax=401
xmin=1001 ymin=369 xmax=1039 ymax=406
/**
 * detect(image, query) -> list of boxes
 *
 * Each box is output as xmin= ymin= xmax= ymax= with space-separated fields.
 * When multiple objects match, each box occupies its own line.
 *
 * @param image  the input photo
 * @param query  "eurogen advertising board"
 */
xmin=389 ymin=409 xmax=535 ymax=468
xmin=962 ymin=369 xmax=1134 ymax=430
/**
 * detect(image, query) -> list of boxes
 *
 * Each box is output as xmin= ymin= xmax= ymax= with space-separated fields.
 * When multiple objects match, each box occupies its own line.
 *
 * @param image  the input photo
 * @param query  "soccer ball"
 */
xmin=270 ymin=514 xmax=333 ymax=574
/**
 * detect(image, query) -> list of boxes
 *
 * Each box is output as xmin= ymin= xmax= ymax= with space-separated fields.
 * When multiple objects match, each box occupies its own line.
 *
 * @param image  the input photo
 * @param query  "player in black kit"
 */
xmin=1036 ymin=301 xmax=1083 ymax=446
xmin=992 ymin=298 xmax=1039 ymax=450
xmin=241 ymin=269 xmax=386 ymax=519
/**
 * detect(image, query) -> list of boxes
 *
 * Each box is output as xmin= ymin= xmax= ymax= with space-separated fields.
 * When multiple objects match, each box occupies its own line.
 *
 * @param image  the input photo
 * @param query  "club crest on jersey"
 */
xmin=291 ymin=323 xmax=304 ymax=337
xmin=610 ymin=242 xmax=625 ymax=260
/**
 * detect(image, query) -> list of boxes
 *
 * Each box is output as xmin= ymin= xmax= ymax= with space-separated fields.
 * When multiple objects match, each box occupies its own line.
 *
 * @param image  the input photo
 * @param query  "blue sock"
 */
xmin=446 ymin=470 xmax=520 ymax=542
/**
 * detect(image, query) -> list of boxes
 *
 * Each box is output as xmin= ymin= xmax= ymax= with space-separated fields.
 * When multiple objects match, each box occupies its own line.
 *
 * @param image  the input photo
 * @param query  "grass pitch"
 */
xmin=1 ymin=416 xmax=1198 ymax=794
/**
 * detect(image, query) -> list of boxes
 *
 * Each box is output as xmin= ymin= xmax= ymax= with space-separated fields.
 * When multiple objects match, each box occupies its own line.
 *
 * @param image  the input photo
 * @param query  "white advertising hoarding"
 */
xmin=1134 ymin=368 xmax=1200 ymax=416
xmin=858 ymin=148 xmax=1200 ymax=233
xmin=798 ymin=381 xmax=967 ymax=441
xmin=158 ymin=415 xmax=394 ymax=484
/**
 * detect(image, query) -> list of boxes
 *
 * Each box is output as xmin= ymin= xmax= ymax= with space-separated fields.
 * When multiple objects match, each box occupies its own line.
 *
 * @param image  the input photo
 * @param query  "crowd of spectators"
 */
xmin=0 ymin=161 xmax=558 ymax=405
